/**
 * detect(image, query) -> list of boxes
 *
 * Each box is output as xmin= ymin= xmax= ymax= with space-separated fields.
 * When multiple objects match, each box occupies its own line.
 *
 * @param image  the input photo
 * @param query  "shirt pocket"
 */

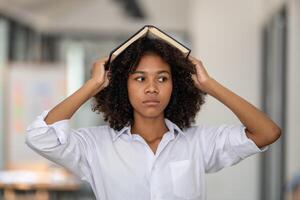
xmin=169 ymin=159 xmax=201 ymax=199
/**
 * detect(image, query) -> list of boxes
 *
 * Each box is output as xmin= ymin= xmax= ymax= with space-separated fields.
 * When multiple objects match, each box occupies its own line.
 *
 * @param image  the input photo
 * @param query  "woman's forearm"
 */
xmin=44 ymin=79 xmax=102 ymax=125
xmin=204 ymin=78 xmax=281 ymax=148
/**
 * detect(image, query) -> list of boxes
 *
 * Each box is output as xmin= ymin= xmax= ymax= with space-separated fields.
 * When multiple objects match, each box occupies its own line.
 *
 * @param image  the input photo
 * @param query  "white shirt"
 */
xmin=25 ymin=109 xmax=268 ymax=200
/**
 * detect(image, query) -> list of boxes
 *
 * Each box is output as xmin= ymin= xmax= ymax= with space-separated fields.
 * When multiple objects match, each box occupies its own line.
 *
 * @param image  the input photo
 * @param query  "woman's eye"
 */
xmin=158 ymin=76 xmax=168 ymax=82
xmin=134 ymin=76 xmax=168 ymax=82
xmin=135 ymin=77 xmax=145 ymax=82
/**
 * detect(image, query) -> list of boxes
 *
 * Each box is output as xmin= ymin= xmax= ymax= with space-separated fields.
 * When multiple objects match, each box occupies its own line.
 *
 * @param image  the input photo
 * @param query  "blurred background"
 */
xmin=0 ymin=0 xmax=299 ymax=199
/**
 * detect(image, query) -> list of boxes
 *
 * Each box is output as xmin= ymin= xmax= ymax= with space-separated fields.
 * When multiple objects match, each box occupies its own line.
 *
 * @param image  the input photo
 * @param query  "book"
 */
xmin=107 ymin=25 xmax=191 ymax=65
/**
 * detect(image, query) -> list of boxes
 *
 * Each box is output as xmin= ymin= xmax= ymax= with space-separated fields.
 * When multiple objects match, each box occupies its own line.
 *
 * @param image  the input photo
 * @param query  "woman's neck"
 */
xmin=131 ymin=114 xmax=169 ymax=143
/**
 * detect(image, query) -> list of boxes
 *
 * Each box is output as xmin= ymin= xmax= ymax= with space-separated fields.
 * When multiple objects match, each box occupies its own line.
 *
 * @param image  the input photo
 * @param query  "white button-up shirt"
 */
xmin=25 ymin=109 xmax=268 ymax=200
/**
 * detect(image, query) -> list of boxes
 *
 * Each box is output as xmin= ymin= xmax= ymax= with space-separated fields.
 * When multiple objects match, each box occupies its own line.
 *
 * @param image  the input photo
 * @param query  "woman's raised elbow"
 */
xmin=268 ymin=125 xmax=282 ymax=143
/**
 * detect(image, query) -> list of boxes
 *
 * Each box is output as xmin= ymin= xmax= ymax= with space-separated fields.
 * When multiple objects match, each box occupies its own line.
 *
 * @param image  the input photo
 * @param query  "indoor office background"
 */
xmin=0 ymin=0 xmax=299 ymax=200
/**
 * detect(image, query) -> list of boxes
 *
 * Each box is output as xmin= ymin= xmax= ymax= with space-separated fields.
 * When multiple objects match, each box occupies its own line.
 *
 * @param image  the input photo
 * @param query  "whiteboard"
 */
xmin=5 ymin=62 xmax=66 ymax=165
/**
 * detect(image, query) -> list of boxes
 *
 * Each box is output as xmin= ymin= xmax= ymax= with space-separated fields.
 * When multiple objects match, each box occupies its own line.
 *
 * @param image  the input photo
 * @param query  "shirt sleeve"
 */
xmin=25 ymin=109 xmax=92 ymax=181
xmin=198 ymin=124 xmax=268 ymax=173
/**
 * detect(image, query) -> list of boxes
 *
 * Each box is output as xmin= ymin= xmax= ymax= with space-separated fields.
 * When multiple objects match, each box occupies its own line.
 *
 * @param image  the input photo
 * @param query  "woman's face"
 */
xmin=127 ymin=53 xmax=173 ymax=119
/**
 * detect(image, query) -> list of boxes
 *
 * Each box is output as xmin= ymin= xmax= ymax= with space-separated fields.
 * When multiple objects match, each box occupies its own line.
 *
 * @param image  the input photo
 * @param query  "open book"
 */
xmin=107 ymin=25 xmax=191 ymax=64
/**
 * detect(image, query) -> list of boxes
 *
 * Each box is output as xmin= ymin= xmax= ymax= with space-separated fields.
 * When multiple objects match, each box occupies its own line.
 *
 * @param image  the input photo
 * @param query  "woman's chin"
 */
xmin=139 ymin=110 xmax=164 ymax=119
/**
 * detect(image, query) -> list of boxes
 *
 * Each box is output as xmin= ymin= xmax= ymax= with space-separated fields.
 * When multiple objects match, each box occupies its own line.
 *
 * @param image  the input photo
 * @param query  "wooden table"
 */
xmin=0 ymin=169 xmax=80 ymax=200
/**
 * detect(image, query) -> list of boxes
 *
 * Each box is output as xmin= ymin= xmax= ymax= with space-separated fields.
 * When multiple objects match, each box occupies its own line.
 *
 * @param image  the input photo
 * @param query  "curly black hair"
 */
xmin=91 ymin=36 xmax=207 ymax=131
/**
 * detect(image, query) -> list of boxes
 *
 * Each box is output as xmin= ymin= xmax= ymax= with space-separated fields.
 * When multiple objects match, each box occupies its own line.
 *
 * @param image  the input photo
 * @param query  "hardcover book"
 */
xmin=107 ymin=25 xmax=191 ymax=65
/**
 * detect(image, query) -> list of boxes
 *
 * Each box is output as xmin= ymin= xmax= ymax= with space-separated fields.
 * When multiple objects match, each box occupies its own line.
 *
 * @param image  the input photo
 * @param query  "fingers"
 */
xmin=90 ymin=56 xmax=110 ymax=85
xmin=99 ymin=56 xmax=109 ymax=62
xmin=102 ymin=56 xmax=109 ymax=64
xmin=92 ymin=56 xmax=109 ymax=73
xmin=188 ymin=55 xmax=203 ymax=65
xmin=94 ymin=56 xmax=109 ymax=67
xmin=191 ymin=74 xmax=201 ymax=90
xmin=102 ymin=71 xmax=110 ymax=88
xmin=191 ymin=74 xmax=199 ymax=85
xmin=188 ymin=55 xmax=196 ymax=62
xmin=188 ymin=55 xmax=202 ymax=74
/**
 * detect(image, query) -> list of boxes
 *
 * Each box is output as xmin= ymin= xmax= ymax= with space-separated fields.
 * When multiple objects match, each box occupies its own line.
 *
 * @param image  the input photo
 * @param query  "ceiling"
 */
xmin=0 ymin=0 xmax=189 ymax=35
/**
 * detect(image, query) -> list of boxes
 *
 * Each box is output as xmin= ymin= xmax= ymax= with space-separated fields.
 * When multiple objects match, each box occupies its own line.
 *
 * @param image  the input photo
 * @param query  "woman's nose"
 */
xmin=145 ymin=81 xmax=159 ymax=94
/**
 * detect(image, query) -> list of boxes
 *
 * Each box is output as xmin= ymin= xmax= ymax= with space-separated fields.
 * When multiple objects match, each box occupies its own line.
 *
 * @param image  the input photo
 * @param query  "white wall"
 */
xmin=188 ymin=1 xmax=265 ymax=199
xmin=188 ymin=0 xmax=300 ymax=199
xmin=252 ymin=0 xmax=300 ymax=190
xmin=286 ymin=0 xmax=300 ymax=182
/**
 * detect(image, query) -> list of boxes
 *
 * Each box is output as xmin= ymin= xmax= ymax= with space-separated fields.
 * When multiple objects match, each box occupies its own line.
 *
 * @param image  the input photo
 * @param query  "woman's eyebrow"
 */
xmin=131 ymin=70 xmax=171 ymax=75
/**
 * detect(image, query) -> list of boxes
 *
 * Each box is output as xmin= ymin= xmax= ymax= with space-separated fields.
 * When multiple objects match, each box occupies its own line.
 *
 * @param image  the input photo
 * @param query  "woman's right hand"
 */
xmin=90 ymin=56 xmax=110 ymax=96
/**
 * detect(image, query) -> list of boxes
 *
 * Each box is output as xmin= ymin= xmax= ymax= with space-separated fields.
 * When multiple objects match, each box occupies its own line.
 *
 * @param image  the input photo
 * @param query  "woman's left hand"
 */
xmin=188 ymin=55 xmax=211 ymax=93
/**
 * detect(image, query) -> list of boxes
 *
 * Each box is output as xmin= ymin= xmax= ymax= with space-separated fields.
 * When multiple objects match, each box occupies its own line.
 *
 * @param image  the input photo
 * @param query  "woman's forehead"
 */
xmin=133 ymin=53 xmax=171 ymax=72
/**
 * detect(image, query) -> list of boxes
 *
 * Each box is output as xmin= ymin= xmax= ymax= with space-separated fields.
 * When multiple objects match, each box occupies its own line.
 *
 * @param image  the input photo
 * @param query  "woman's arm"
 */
xmin=45 ymin=57 xmax=109 ymax=124
xmin=25 ymin=57 xmax=110 ymax=179
xmin=189 ymin=56 xmax=281 ymax=148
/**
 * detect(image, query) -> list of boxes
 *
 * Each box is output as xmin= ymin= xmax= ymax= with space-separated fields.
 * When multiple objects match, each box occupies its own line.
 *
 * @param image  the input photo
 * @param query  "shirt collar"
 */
xmin=112 ymin=118 xmax=185 ymax=142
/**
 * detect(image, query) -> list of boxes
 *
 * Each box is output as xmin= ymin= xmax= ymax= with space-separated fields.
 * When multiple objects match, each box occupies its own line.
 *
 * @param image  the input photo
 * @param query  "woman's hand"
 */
xmin=89 ymin=56 xmax=110 ymax=96
xmin=188 ymin=55 xmax=212 ymax=93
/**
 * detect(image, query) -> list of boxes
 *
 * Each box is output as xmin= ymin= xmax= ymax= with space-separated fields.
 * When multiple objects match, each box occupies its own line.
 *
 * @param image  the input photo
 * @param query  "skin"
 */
xmin=127 ymin=53 xmax=173 ymax=152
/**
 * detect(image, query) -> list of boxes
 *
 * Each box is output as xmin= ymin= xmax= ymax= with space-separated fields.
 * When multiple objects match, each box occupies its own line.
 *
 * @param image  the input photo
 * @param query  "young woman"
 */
xmin=25 ymin=37 xmax=281 ymax=200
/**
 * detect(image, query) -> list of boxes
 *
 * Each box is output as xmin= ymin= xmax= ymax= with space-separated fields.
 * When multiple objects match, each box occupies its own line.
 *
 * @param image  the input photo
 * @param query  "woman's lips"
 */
xmin=143 ymin=100 xmax=160 ymax=106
